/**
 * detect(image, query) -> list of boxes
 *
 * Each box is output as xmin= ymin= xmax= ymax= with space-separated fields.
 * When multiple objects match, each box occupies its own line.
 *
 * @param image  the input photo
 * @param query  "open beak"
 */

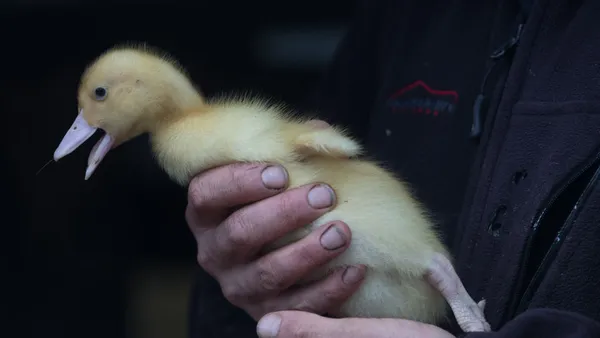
xmin=54 ymin=109 xmax=115 ymax=180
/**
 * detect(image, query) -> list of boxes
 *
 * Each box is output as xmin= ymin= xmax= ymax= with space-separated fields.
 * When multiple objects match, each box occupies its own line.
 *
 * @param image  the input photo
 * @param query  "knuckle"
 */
xmin=320 ymin=288 xmax=345 ymax=303
xmin=293 ymin=299 xmax=319 ymax=313
xmin=187 ymin=175 xmax=214 ymax=209
xmin=319 ymin=274 xmax=355 ymax=304
xmin=222 ymin=217 xmax=252 ymax=249
xmin=295 ymin=242 xmax=322 ymax=267
xmin=221 ymin=164 xmax=261 ymax=201
xmin=228 ymin=165 xmax=254 ymax=193
xmin=298 ymin=289 xmax=338 ymax=313
xmin=195 ymin=249 xmax=212 ymax=268
xmin=188 ymin=164 xmax=262 ymax=210
xmin=221 ymin=282 xmax=246 ymax=306
xmin=271 ymin=191 xmax=303 ymax=224
xmin=184 ymin=204 xmax=199 ymax=228
xmin=256 ymin=262 xmax=285 ymax=292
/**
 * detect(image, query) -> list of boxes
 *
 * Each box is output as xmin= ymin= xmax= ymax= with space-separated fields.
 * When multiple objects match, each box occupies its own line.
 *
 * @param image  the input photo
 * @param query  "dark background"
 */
xmin=3 ymin=2 xmax=354 ymax=338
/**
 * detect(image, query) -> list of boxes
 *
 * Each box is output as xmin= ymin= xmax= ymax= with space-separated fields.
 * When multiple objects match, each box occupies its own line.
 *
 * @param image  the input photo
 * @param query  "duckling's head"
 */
xmin=53 ymin=43 xmax=203 ymax=179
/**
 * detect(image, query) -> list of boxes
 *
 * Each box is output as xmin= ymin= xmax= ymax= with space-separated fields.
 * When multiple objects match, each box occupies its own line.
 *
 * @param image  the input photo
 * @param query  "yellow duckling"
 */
xmin=53 ymin=43 xmax=490 ymax=332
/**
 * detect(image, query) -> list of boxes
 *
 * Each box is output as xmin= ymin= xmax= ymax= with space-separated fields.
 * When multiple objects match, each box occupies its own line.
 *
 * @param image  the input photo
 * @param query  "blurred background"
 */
xmin=2 ymin=1 xmax=354 ymax=338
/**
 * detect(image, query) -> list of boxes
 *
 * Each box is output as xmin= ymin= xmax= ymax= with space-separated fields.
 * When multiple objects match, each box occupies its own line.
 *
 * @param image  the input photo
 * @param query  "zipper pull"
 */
xmin=490 ymin=24 xmax=524 ymax=60
xmin=469 ymin=23 xmax=525 ymax=140
xmin=470 ymin=94 xmax=486 ymax=138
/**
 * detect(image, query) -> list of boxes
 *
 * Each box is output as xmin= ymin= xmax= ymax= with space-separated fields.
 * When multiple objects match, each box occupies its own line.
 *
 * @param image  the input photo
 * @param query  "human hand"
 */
xmin=256 ymin=311 xmax=456 ymax=338
xmin=185 ymin=158 xmax=366 ymax=320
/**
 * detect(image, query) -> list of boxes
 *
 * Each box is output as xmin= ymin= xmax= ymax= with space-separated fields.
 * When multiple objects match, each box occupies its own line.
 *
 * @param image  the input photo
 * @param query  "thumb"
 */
xmin=256 ymin=311 xmax=435 ymax=338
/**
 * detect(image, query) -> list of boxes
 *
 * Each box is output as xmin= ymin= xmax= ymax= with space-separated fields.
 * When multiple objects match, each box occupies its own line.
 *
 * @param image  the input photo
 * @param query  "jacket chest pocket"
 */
xmin=527 ymin=166 xmax=600 ymax=322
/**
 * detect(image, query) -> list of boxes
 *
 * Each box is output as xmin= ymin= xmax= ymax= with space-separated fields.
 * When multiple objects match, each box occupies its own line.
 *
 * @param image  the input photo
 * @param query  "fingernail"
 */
xmin=342 ymin=265 xmax=365 ymax=285
xmin=308 ymin=184 xmax=335 ymax=209
xmin=262 ymin=166 xmax=288 ymax=189
xmin=320 ymin=224 xmax=346 ymax=250
xmin=257 ymin=314 xmax=281 ymax=338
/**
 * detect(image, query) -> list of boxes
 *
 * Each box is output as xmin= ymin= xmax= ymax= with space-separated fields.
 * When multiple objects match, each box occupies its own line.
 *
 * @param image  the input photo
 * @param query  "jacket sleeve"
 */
xmin=458 ymin=308 xmax=600 ymax=338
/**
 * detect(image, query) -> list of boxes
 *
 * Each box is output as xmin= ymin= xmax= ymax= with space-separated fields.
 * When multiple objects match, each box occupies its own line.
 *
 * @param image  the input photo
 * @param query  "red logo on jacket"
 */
xmin=387 ymin=80 xmax=458 ymax=117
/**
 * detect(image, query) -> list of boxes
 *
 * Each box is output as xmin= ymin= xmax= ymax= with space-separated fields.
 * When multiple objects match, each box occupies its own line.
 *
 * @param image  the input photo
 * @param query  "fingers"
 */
xmin=219 ymin=221 xmax=356 ymax=306
xmin=260 ymin=264 xmax=367 ymax=316
xmin=256 ymin=312 xmax=445 ymax=338
xmin=186 ymin=163 xmax=289 ymax=231
xmin=210 ymin=183 xmax=337 ymax=265
xmin=186 ymin=158 xmax=372 ymax=325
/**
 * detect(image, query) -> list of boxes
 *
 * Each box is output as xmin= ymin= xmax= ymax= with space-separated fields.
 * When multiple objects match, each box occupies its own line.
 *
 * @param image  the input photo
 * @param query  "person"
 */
xmin=185 ymin=0 xmax=600 ymax=337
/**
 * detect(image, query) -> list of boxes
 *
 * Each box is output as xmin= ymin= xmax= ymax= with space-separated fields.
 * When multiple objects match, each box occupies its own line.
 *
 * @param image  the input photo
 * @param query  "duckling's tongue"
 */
xmin=54 ymin=109 xmax=114 ymax=180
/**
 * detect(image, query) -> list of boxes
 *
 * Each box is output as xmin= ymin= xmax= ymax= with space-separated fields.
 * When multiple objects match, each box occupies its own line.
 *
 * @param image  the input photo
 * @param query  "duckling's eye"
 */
xmin=94 ymin=87 xmax=108 ymax=101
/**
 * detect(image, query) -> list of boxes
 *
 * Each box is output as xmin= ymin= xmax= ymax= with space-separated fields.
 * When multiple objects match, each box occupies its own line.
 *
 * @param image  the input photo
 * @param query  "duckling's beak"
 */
xmin=54 ymin=109 xmax=115 ymax=180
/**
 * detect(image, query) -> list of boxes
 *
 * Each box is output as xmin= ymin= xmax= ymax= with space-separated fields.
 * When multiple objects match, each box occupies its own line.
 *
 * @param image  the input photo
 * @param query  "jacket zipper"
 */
xmin=509 ymin=149 xmax=600 ymax=318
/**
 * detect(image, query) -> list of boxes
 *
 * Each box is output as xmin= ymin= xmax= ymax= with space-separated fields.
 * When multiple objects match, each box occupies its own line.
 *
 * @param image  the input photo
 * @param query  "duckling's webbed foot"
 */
xmin=425 ymin=253 xmax=492 ymax=333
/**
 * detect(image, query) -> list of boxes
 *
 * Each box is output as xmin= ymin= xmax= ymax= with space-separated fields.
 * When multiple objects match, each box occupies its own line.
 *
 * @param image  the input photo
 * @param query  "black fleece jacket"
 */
xmin=189 ymin=0 xmax=600 ymax=337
